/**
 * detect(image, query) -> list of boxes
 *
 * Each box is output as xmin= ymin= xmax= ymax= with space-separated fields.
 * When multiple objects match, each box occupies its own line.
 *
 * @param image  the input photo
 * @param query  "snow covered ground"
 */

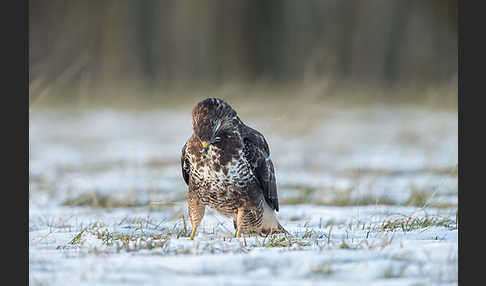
xmin=29 ymin=102 xmax=457 ymax=285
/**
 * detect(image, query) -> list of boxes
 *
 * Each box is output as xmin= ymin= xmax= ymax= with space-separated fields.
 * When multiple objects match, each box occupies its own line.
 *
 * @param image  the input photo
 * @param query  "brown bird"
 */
xmin=181 ymin=98 xmax=287 ymax=239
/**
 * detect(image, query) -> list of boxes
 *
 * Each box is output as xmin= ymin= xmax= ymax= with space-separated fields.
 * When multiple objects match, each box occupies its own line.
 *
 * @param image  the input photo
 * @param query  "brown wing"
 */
xmin=242 ymin=126 xmax=279 ymax=212
xmin=181 ymin=142 xmax=190 ymax=185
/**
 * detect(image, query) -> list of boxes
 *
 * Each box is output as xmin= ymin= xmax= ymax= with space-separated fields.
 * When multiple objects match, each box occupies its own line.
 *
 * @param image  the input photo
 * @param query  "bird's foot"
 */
xmin=189 ymin=228 xmax=197 ymax=240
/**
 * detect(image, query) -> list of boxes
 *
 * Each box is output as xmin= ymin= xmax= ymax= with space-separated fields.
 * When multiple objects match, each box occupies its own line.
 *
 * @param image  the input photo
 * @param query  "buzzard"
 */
xmin=181 ymin=98 xmax=287 ymax=239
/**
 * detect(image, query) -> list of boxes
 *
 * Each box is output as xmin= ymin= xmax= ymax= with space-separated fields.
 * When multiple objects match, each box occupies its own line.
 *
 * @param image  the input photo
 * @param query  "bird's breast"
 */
xmin=189 ymin=146 xmax=252 ymax=189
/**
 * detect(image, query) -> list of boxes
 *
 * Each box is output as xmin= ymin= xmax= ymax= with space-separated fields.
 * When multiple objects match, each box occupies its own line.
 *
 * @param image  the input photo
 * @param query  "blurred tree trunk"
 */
xmin=138 ymin=0 xmax=156 ymax=86
xmin=384 ymin=0 xmax=412 ymax=86
xmin=337 ymin=0 xmax=359 ymax=80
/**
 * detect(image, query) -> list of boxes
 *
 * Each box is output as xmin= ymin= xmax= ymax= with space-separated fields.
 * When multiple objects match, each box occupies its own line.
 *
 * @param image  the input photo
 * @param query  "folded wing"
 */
xmin=242 ymin=126 xmax=279 ymax=212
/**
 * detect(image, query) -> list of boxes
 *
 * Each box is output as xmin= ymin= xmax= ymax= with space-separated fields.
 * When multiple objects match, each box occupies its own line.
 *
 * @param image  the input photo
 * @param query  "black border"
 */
xmin=459 ymin=0 xmax=482 ymax=285
xmin=3 ymin=0 xmax=28 ymax=284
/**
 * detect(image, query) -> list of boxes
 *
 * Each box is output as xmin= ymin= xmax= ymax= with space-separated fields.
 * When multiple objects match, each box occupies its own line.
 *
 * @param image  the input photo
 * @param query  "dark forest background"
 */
xmin=29 ymin=0 xmax=457 ymax=103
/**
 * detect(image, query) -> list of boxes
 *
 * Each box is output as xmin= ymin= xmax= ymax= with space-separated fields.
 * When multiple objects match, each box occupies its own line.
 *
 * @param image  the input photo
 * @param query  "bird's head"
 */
xmin=191 ymin=98 xmax=238 ymax=151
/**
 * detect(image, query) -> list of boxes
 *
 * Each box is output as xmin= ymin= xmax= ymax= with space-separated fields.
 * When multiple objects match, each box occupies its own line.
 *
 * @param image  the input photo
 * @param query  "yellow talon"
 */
xmin=190 ymin=228 xmax=197 ymax=240
xmin=236 ymin=229 xmax=241 ymax=238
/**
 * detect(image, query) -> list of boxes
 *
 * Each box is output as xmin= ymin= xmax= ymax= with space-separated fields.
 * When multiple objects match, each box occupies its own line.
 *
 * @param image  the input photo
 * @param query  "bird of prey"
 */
xmin=181 ymin=98 xmax=287 ymax=240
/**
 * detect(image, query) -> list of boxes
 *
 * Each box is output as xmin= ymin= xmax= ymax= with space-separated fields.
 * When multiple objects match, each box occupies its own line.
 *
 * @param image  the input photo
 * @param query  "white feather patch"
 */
xmin=261 ymin=200 xmax=280 ymax=230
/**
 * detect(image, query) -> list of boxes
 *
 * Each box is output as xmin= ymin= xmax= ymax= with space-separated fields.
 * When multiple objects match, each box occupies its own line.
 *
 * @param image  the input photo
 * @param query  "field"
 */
xmin=29 ymin=95 xmax=457 ymax=285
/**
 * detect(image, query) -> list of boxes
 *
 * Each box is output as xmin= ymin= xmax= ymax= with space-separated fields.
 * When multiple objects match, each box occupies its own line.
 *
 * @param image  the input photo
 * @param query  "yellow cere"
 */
xmin=201 ymin=141 xmax=209 ymax=148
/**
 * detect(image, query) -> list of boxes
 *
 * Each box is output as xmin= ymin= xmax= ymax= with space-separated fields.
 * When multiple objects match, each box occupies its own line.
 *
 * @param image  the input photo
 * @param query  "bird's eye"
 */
xmin=214 ymin=137 xmax=221 ymax=143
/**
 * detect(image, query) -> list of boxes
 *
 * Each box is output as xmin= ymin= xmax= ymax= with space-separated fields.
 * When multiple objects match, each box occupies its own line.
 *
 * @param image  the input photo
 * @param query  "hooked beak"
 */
xmin=201 ymin=141 xmax=209 ymax=151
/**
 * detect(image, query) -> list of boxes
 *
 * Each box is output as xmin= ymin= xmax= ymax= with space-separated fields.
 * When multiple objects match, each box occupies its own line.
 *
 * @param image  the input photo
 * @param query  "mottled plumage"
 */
xmin=181 ymin=98 xmax=286 ymax=239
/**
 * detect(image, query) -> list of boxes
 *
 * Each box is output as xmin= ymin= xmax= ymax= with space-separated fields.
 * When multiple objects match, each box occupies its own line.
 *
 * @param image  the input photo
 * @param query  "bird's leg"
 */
xmin=236 ymin=208 xmax=245 ymax=238
xmin=232 ymin=217 xmax=238 ymax=238
xmin=188 ymin=194 xmax=205 ymax=240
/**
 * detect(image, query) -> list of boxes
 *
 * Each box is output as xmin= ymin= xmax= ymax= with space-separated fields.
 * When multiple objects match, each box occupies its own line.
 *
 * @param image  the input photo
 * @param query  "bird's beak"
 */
xmin=201 ymin=141 xmax=209 ymax=151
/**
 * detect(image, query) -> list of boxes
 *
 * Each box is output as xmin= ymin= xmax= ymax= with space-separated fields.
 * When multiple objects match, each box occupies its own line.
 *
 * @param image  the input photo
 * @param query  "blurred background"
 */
xmin=29 ymin=0 xmax=457 ymax=106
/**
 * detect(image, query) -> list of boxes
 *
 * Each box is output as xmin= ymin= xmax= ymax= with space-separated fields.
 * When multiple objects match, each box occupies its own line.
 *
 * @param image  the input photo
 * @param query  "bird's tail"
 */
xmin=261 ymin=201 xmax=289 ymax=235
